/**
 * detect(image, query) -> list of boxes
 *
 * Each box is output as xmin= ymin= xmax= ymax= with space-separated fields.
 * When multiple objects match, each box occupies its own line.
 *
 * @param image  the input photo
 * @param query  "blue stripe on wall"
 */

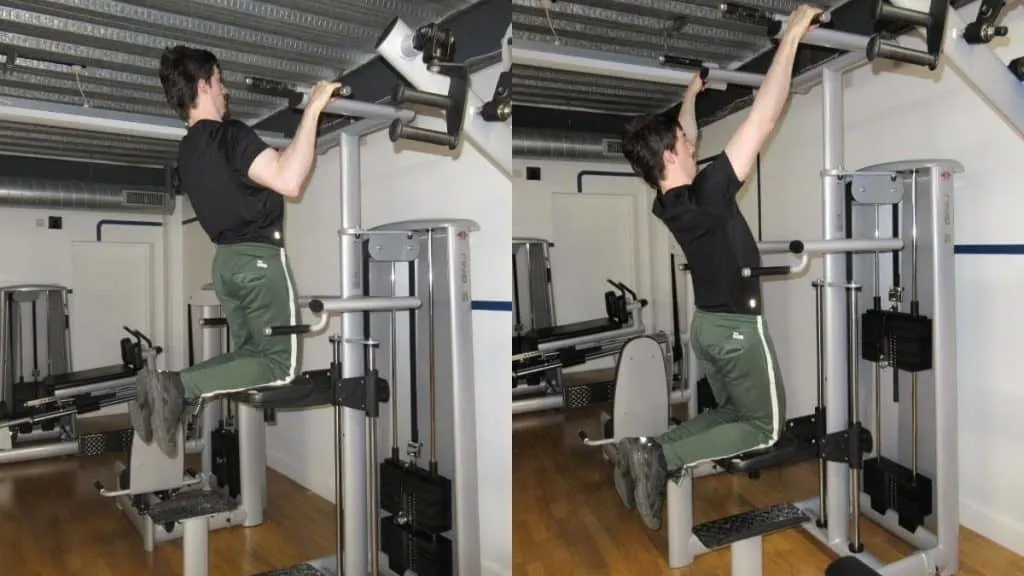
xmin=954 ymin=244 xmax=1024 ymax=255
xmin=472 ymin=300 xmax=513 ymax=311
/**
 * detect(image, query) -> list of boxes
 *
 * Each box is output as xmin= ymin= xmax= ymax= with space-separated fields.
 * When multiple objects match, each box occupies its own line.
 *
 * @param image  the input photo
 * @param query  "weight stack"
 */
xmin=860 ymin=309 xmax=933 ymax=372
xmin=379 ymin=458 xmax=453 ymax=534
xmin=863 ymin=455 xmax=933 ymax=532
xmin=381 ymin=515 xmax=453 ymax=576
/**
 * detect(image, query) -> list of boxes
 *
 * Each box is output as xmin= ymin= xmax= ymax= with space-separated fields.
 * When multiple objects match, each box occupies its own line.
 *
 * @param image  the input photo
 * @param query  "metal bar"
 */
xmin=943 ymin=10 xmax=1024 ymax=138
xmin=310 ymin=296 xmax=421 ymax=314
xmin=0 ymin=95 xmax=293 ymax=148
xmin=510 ymin=39 xmax=765 ymax=88
xmin=376 ymin=19 xmax=511 ymax=174
xmin=338 ymin=131 xmax=367 ymax=576
xmin=535 ymin=325 xmax=644 ymax=353
xmin=758 ymin=238 xmax=904 ymax=254
xmin=771 ymin=15 xmax=872 ymax=52
xmin=821 ymin=64 xmax=850 ymax=547
xmin=292 ymin=93 xmax=415 ymax=123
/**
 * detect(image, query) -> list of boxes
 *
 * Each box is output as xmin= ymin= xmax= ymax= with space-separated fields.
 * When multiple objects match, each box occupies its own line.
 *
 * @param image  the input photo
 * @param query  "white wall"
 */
xmin=0 ymin=206 xmax=169 ymax=417
xmin=512 ymin=0 xmax=1024 ymax=557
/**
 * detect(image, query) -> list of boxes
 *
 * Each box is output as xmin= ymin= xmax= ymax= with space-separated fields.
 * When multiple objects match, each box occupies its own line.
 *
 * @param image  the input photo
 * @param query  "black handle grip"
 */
xmin=267 ymin=325 xmax=311 ymax=335
xmin=393 ymin=84 xmax=451 ymax=110
xmin=746 ymin=265 xmax=793 ymax=277
xmin=875 ymin=1 xmax=931 ymax=27
xmin=866 ymin=35 xmax=939 ymax=70
xmin=389 ymin=121 xmax=459 ymax=149
xmin=199 ymin=317 xmax=228 ymax=326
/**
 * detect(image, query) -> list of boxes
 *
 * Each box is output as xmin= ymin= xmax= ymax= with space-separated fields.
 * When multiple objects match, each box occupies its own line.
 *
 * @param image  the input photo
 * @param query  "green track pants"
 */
xmin=180 ymin=242 xmax=302 ymax=400
xmin=658 ymin=309 xmax=786 ymax=471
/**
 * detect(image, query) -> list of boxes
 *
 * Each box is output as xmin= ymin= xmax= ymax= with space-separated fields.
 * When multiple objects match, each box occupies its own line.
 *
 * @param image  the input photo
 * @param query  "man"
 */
xmin=611 ymin=5 xmax=823 ymax=530
xmin=128 ymin=45 xmax=341 ymax=459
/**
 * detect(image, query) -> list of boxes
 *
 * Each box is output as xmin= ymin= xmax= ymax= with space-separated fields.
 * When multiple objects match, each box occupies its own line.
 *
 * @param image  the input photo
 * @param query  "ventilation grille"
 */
xmin=602 ymin=139 xmax=622 ymax=155
xmin=123 ymin=189 xmax=172 ymax=208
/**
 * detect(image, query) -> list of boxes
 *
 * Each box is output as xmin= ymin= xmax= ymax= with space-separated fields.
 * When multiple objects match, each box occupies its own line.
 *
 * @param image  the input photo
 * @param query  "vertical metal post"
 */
xmin=339 ymin=132 xmax=368 ymax=576
xmin=821 ymin=65 xmax=849 ymax=547
xmin=846 ymin=282 xmax=862 ymax=552
xmin=813 ymin=279 xmax=827 ymax=528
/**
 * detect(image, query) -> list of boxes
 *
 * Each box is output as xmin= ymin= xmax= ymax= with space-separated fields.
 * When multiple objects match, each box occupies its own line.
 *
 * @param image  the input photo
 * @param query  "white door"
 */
xmin=549 ymin=192 xmax=638 ymax=325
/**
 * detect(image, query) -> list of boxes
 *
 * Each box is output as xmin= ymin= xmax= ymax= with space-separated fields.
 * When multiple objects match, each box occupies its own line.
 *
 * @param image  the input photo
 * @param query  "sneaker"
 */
xmin=627 ymin=438 xmax=668 ymax=530
xmin=603 ymin=439 xmax=637 ymax=508
xmin=149 ymin=371 xmax=186 ymax=459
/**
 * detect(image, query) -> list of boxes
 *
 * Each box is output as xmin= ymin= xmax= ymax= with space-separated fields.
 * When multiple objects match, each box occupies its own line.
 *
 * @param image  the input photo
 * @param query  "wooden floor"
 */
xmin=513 ymin=404 xmax=1024 ymax=576
xmin=0 ymin=416 xmax=336 ymax=576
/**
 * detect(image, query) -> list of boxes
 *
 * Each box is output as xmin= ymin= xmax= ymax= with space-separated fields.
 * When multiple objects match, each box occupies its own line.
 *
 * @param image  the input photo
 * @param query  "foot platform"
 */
xmin=826 ymin=556 xmax=882 ymax=575
xmin=146 ymin=490 xmax=238 ymax=525
xmin=693 ymin=502 xmax=808 ymax=550
xmin=252 ymin=564 xmax=325 ymax=576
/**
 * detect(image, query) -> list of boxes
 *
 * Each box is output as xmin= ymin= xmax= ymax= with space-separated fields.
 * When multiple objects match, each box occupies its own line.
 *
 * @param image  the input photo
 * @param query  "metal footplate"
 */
xmin=251 ymin=564 xmax=326 ymax=576
xmin=79 ymin=428 xmax=134 ymax=456
xmin=693 ymin=502 xmax=808 ymax=550
xmin=826 ymin=555 xmax=882 ymax=575
xmin=145 ymin=490 xmax=238 ymax=525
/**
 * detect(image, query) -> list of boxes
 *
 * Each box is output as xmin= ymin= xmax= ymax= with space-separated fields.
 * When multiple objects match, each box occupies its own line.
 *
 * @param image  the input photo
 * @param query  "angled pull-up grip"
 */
xmin=866 ymin=0 xmax=950 ymax=71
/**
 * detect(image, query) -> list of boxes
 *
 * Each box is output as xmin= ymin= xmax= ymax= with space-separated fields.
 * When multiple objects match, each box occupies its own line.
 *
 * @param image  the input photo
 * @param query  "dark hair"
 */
xmin=621 ymin=113 xmax=682 ymax=191
xmin=159 ymin=45 xmax=220 ymax=121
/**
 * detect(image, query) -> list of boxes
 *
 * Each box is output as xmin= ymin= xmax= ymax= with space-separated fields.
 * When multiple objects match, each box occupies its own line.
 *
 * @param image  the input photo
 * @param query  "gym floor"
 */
xmin=0 ymin=415 xmax=335 ymax=575
xmin=513 ymin=399 xmax=1024 ymax=575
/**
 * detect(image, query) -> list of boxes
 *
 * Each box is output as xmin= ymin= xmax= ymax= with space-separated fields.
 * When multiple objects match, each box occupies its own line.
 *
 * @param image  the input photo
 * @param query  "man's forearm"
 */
xmin=746 ymin=36 xmax=801 ymax=130
xmin=274 ymin=107 xmax=320 ymax=195
xmin=678 ymin=85 xmax=699 ymax=142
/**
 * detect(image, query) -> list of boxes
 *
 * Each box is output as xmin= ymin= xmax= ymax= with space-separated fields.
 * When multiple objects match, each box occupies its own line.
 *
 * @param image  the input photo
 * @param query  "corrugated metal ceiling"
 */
xmin=0 ymin=0 xmax=475 ymax=168
xmin=511 ymin=0 xmax=847 ymax=118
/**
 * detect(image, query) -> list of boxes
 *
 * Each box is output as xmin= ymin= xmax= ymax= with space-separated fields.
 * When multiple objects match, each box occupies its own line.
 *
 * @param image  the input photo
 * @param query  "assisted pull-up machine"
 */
xmin=512 ymin=5 xmax=978 ymax=576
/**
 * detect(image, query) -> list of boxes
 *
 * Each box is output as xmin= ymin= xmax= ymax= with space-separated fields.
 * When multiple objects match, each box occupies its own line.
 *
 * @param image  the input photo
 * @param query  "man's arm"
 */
xmin=724 ymin=5 xmax=820 ymax=182
xmin=677 ymin=74 xmax=703 ymax=144
xmin=248 ymin=80 xmax=340 ymax=198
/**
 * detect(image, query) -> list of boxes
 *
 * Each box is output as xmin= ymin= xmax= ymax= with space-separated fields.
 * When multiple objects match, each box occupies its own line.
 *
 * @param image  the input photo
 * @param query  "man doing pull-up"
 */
xmin=127 ymin=45 xmax=341 ymax=458
xmin=610 ymin=5 xmax=823 ymax=530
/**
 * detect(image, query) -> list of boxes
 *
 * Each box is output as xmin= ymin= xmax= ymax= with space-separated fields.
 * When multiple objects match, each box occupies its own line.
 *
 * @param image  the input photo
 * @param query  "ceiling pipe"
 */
xmin=513 ymin=129 xmax=625 ymax=162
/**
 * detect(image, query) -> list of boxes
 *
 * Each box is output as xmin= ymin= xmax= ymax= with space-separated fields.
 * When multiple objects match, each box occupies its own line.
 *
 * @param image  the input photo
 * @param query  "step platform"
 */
xmin=146 ymin=490 xmax=238 ymax=525
xmin=694 ymin=502 xmax=808 ymax=550
xmin=825 ymin=556 xmax=882 ymax=575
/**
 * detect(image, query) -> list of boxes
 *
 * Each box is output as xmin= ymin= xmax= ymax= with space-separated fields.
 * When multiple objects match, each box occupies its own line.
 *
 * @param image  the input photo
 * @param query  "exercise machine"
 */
xmin=512 ymin=277 xmax=667 ymax=414
xmin=121 ymin=14 xmax=501 ymax=576
xmin=131 ymin=217 xmax=479 ymax=576
xmin=587 ymin=155 xmax=960 ymax=574
xmin=510 ymin=236 xmax=675 ymax=414
xmin=0 ymin=284 xmax=172 ymax=465
xmin=92 ymin=289 xmax=270 ymax=552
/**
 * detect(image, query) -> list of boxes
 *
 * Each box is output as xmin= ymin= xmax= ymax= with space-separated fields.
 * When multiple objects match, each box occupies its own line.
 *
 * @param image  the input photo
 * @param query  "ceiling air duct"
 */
xmin=0 ymin=176 xmax=174 ymax=215
xmin=513 ymin=129 xmax=625 ymax=162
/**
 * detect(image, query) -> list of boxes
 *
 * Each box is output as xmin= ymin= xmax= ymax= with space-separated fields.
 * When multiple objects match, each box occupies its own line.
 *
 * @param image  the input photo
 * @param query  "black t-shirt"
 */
xmin=652 ymin=153 xmax=763 ymax=315
xmin=177 ymin=119 xmax=284 ymax=247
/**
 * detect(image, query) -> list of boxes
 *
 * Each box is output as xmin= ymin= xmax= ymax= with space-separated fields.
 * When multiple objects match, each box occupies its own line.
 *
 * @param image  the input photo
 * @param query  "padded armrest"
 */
xmin=47 ymin=364 xmax=138 ymax=391
xmin=715 ymin=414 xmax=818 ymax=474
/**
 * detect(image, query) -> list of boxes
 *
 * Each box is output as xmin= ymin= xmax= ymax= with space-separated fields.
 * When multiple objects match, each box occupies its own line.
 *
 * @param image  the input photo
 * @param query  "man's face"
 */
xmin=665 ymin=127 xmax=697 ymax=181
